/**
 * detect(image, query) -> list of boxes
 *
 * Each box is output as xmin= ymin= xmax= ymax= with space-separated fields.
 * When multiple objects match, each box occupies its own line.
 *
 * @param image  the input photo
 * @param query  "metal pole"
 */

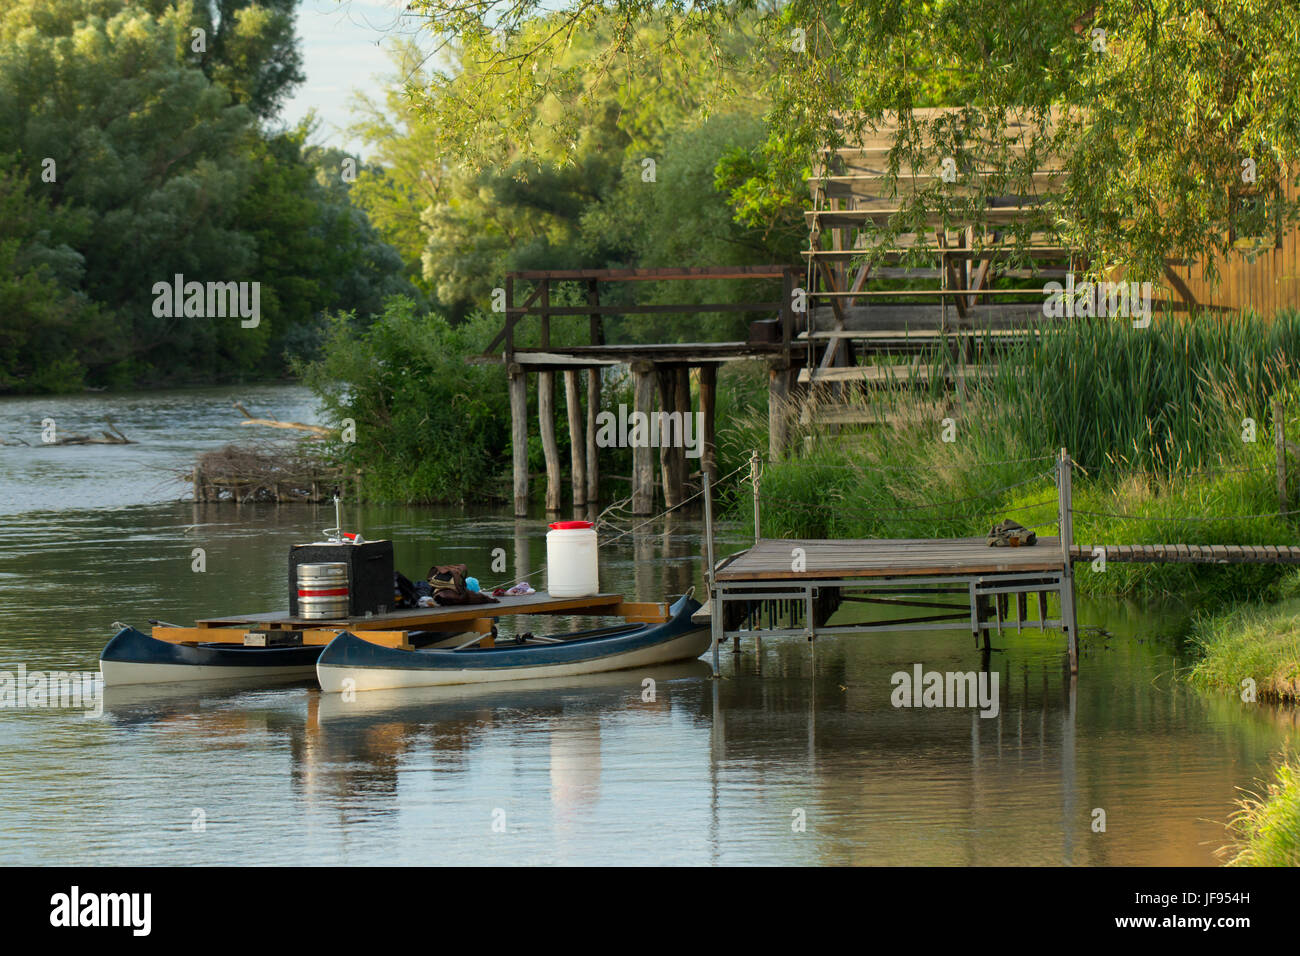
xmin=1058 ymin=447 xmax=1078 ymax=674
xmin=751 ymin=449 xmax=761 ymax=544
xmin=703 ymin=469 xmax=721 ymax=678
xmin=1058 ymin=447 xmax=1074 ymax=567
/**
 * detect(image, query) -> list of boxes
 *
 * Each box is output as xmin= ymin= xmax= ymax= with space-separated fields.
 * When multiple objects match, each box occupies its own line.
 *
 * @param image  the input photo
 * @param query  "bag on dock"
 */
xmin=427 ymin=563 xmax=499 ymax=606
xmin=987 ymin=519 xmax=1036 ymax=547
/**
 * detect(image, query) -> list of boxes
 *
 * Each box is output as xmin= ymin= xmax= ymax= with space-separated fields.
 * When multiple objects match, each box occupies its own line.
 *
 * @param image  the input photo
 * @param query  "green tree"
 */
xmin=405 ymin=0 xmax=1300 ymax=284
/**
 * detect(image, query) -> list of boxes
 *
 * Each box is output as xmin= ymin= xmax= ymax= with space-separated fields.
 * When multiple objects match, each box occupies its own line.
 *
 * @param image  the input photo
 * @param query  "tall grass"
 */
xmin=966 ymin=310 xmax=1300 ymax=472
xmin=1188 ymin=568 xmax=1300 ymax=701
xmin=1221 ymin=755 xmax=1300 ymax=867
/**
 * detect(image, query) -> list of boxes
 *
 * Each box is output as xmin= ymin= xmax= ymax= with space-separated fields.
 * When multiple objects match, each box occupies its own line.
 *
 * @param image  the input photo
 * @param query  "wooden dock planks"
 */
xmin=712 ymin=536 xmax=1300 ymax=584
xmin=715 ymin=537 xmax=1067 ymax=581
xmin=1071 ymin=544 xmax=1300 ymax=564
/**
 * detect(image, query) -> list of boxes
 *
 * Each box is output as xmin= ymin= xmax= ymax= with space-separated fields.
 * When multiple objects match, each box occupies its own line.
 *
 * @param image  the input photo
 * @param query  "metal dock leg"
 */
xmin=711 ymin=588 xmax=721 ymax=677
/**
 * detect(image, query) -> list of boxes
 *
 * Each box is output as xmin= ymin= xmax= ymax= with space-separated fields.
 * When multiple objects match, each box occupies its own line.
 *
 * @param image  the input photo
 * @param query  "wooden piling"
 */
xmin=656 ymin=365 xmax=688 ymax=509
xmin=769 ymin=360 xmax=790 ymax=460
xmin=509 ymin=366 xmax=528 ymax=517
xmin=657 ymin=366 xmax=680 ymax=509
xmin=698 ymin=365 xmax=717 ymax=485
xmin=631 ymin=361 xmax=656 ymax=515
xmin=565 ymin=369 xmax=586 ymax=507
xmin=586 ymin=368 xmax=600 ymax=505
xmin=675 ymin=366 xmax=691 ymax=495
xmin=538 ymin=371 xmax=562 ymax=512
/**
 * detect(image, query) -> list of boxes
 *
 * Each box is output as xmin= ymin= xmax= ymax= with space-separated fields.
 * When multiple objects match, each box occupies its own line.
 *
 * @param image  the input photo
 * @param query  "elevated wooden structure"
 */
xmin=801 ymin=108 xmax=1070 ymax=418
xmin=481 ymin=110 xmax=1300 ymax=494
xmin=479 ymin=265 xmax=802 ymax=515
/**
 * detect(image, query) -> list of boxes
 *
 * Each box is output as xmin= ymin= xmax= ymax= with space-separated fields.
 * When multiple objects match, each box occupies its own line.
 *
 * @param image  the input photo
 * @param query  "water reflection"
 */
xmin=0 ymin=385 xmax=1295 ymax=864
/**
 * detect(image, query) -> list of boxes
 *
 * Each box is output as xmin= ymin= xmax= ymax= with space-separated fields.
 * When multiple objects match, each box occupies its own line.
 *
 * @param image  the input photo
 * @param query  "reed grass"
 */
xmin=1187 ymin=570 xmax=1300 ymax=701
xmin=1220 ymin=754 xmax=1300 ymax=867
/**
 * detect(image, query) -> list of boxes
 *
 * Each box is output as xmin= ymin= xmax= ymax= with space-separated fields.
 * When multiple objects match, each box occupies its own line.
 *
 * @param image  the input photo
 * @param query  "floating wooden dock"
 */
xmin=701 ymin=448 xmax=1300 ymax=677
xmin=708 ymin=536 xmax=1075 ymax=668
xmin=716 ymin=537 xmax=1067 ymax=579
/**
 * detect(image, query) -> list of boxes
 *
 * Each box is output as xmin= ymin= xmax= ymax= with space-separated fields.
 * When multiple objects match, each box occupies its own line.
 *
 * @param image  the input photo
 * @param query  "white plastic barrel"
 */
xmin=546 ymin=521 xmax=599 ymax=597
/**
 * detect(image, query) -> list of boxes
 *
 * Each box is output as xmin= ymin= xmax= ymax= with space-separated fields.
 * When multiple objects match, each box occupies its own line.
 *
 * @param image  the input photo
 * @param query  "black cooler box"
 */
xmin=288 ymin=540 xmax=395 ymax=618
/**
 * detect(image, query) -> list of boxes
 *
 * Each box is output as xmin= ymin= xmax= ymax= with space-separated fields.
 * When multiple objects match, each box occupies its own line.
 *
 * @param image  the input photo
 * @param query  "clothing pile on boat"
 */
xmin=393 ymin=563 xmax=498 ymax=609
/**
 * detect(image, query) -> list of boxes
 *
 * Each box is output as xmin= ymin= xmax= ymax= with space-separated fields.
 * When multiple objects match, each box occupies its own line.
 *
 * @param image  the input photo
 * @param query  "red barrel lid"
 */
xmin=548 ymin=520 xmax=594 ymax=530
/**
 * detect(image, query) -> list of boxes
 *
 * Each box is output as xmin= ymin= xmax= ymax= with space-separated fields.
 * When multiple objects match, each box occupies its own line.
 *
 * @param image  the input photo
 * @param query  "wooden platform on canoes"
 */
xmin=195 ymin=592 xmax=650 ymax=629
xmin=714 ymin=537 xmax=1066 ymax=581
xmin=154 ymin=592 xmax=670 ymax=649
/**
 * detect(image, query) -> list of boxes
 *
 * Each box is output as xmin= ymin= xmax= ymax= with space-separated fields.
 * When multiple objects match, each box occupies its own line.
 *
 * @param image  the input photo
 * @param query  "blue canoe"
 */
xmin=99 ymin=625 xmax=322 ymax=686
xmin=317 ymin=592 xmax=709 ymax=693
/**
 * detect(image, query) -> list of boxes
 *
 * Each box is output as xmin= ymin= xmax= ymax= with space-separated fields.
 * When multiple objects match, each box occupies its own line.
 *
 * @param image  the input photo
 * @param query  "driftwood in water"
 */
xmin=233 ymin=401 xmax=331 ymax=437
xmin=40 ymin=419 xmax=135 ymax=445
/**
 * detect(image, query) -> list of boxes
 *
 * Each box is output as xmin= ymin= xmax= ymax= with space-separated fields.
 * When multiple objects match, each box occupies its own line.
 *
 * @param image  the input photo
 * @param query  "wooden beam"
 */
xmin=538 ymin=371 xmax=562 ymax=512
xmin=509 ymin=367 xmax=528 ymax=517
xmin=631 ymin=361 xmax=656 ymax=515
xmin=565 ymin=369 xmax=587 ymax=508
xmin=539 ymin=278 xmax=550 ymax=348
xmin=484 ymin=280 xmax=546 ymax=355
xmin=769 ymin=360 xmax=791 ymax=460
xmin=507 ymin=266 xmax=788 ymax=281
xmin=152 ymin=626 xmax=413 ymax=649
xmin=588 ymin=278 xmax=603 ymax=345
xmin=506 ymin=302 xmax=779 ymax=316
xmin=815 ymin=258 xmax=850 ymax=371
xmin=657 ymin=365 xmax=685 ymax=510
xmin=675 ymin=365 xmax=691 ymax=499
xmin=613 ymin=600 xmax=670 ymax=623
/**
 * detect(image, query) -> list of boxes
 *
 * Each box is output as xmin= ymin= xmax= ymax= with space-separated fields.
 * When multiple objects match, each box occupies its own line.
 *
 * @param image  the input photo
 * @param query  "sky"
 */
xmin=280 ymin=1 xmax=427 ymax=157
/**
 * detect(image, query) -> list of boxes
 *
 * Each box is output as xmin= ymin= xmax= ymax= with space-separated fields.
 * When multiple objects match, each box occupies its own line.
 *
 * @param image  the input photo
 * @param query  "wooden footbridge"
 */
xmin=700 ymin=449 xmax=1300 ymax=676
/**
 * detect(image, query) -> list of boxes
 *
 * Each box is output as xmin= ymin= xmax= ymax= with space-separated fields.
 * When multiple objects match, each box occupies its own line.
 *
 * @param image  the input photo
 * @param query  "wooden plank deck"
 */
xmin=195 ymin=592 xmax=637 ymax=631
xmin=715 ymin=537 xmax=1066 ymax=581
xmin=1072 ymin=544 xmax=1300 ymax=564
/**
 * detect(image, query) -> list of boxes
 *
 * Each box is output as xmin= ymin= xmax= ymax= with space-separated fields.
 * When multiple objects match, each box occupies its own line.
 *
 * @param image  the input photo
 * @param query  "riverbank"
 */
xmin=1221 ymin=754 xmax=1300 ymax=866
xmin=1188 ymin=570 xmax=1300 ymax=703
xmin=1187 ymin=574 xmax=1300 ymax=866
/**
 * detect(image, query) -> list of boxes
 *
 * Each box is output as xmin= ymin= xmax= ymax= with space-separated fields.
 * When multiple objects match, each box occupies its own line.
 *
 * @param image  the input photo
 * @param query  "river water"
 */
xmin=0 ymin=385 xmax=1293 ymax=865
